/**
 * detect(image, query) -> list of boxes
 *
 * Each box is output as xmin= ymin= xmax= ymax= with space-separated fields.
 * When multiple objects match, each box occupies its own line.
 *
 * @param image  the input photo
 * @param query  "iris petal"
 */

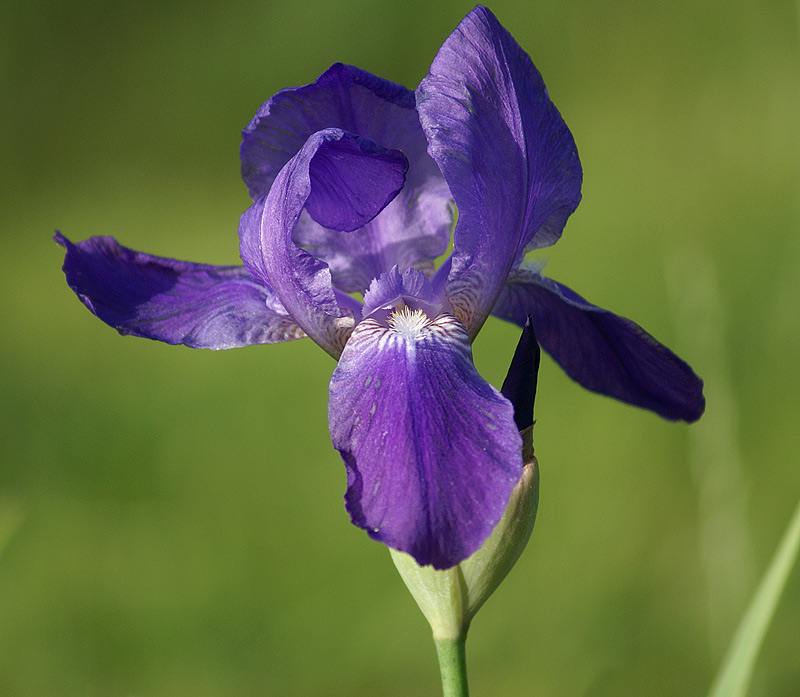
xmin=417 ymin=6 xmax=582 ymax=336
xmin=56 ymin=232 xmax=304 ymax=349
xmin=242 ymin=128 xmax=408 ymax=358
xmin=492 ymin=269 xmax=705 ymax=422
xmin=242 ymin=62 xmax=453 ymax=294
xmin=361 ymin=266 xmax=449 ymax=322
xmin=328 ymin=313 xmax=523 ymax=569
xmin=242 ymin=63 xmax=416 ymax=199
xmin=305 ymin=132 xmax=408 ymax=232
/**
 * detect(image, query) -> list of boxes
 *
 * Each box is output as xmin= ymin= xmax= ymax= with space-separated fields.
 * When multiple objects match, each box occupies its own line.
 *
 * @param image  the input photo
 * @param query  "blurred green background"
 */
xmin=2 ymin=0 xmax=799 ymax=695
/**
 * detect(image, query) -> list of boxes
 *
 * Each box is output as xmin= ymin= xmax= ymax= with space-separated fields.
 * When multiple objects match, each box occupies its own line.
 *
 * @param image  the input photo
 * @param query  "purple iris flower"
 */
xmin=56 ymin=6 xmax=704 ymax=570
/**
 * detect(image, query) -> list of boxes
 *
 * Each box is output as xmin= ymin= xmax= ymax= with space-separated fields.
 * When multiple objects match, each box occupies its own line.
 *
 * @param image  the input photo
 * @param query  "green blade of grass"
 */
xmin=709 ymin=498 xmax=800 ymax=697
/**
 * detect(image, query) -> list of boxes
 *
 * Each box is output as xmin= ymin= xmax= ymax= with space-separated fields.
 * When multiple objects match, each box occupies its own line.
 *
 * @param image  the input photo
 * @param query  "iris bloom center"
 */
xmin=386 ymin=306 xmax=432 ymax=340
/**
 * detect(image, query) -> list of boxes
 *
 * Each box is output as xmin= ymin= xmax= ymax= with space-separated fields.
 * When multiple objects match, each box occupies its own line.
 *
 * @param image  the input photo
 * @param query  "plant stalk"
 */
xmin=434 ymin=637 xmax=469 ymax=697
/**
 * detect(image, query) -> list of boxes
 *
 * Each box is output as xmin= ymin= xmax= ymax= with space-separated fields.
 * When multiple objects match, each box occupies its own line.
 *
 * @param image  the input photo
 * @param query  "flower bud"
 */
xmin=390 ymin=425 xmax=539 ymax=640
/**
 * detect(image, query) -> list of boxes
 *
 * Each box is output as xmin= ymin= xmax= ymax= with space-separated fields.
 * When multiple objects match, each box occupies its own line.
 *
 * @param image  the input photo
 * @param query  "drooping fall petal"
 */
xmin=328 ymin=312 xmax=523 ymax=569
xmin=492 ymin=269 xmax=705 ymax=422
xmin=56 ymin=232 xmax=304 ymax=349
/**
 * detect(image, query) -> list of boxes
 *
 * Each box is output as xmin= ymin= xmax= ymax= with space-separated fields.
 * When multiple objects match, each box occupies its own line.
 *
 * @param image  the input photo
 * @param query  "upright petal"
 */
xmin=242 ymin=63 xmax=453 ymax=294
xmin=417 ymin=6 xmax=582 ymax=336
xmin=244 ymin=128 xmax=408 ymax=358
xmin=55 ymin=233 xmax=305 ymax=349
xmin=328 ymin=313 xmax=523 ymax=569
xmin=242 ymin=63 xmax=415 ymax=198
xmin=492 ymin=269 xmax=705 ymax=422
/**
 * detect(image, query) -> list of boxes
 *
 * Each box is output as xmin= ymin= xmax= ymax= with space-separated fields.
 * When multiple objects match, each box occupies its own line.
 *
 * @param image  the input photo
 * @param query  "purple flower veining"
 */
xmin=56 ymin=6 xmax=704 ymax=569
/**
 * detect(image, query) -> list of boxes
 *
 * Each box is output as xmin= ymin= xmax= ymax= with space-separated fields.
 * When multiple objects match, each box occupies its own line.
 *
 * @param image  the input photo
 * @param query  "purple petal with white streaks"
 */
xmin=328 ymin=313 xmax=523 ymax=569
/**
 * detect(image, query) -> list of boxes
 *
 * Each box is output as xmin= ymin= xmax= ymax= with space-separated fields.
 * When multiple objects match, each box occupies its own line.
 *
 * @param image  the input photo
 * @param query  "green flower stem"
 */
xmin=434 ymin=637 xmax=469 ymax=697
